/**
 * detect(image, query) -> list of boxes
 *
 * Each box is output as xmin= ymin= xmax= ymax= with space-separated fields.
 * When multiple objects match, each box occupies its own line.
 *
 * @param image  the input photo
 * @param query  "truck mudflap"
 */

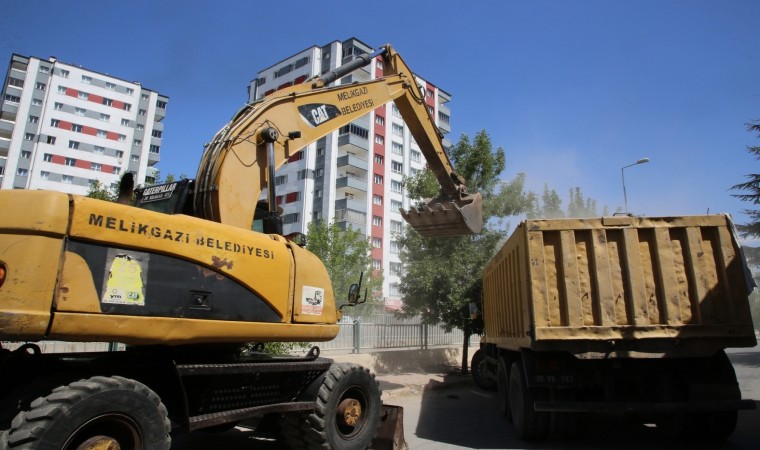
xmin=533 ymin=399 xmax=757 ymax=414
xmin=370 ymin=405 xmax=407 ymax=450
xmin=400 ymin=192 xmax=483 ymax=238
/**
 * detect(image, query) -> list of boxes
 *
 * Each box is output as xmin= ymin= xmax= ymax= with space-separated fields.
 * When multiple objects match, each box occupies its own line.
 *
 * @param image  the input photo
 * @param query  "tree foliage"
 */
xmin=305 ymin=220 xmax=383 ymax=316
xmin=397 ymin=130 xmax=533 ymax=372
xmin=86 ymin=179 xmax=117 ymax=202
xmin=731 ymin=120 xmax=760 ymax=239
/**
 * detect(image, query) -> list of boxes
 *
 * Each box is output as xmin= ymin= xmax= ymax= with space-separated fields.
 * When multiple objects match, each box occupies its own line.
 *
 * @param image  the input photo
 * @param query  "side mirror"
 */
xmin=347 ymin=283 xmax=361 ymax=305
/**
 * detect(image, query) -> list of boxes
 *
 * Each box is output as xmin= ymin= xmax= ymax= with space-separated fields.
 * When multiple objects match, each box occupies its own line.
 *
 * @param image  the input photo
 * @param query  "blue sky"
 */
xmin=2 ymin=1 xmax=759 ymax=239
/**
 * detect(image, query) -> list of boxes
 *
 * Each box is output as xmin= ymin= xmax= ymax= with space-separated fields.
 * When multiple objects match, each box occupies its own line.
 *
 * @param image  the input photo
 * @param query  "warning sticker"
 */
xmin=102 ymin=252 xmax=146 ymax=306
xmin=301 ymin=286 xmax=324 ymax=316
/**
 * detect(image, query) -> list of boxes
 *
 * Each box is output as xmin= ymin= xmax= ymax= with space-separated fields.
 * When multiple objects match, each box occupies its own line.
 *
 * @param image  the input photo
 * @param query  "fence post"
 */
xmin=352 ymin=320 xmax=361 ymax=354
xmin=420 ymin=323 xmax=429 ymax=350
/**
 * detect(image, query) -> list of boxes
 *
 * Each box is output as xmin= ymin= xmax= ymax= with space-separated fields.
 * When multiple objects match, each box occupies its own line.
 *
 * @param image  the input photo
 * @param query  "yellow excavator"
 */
xmin=0 ymin=44 xmax=482 ymax=449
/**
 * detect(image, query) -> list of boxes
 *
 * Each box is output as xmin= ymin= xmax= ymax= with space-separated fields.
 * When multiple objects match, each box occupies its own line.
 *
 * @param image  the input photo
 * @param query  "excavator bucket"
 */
xmin=371 ymin=405 xmax=406 ymax=450
xmin=400 ymin=192 xmax=483 ymax=237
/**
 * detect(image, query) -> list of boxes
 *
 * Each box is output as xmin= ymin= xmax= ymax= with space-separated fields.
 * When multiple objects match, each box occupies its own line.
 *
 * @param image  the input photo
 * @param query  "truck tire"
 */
xmin=496 ymin=356 xmax=511 ymax=420
xmin=287 ymin=363 xmax=381 ymax=450
xmin=472 ymin=349 xmax=496 ymax=391
xmin=6 ymin=376 xmax=171 ymax=450
xmin=509 ymin=361 xmax=549 ymax=440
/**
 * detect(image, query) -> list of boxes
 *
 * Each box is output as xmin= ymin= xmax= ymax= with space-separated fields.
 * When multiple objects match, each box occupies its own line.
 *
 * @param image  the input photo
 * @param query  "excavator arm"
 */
xmin=194 ymin=45 xmax=482 ymax=237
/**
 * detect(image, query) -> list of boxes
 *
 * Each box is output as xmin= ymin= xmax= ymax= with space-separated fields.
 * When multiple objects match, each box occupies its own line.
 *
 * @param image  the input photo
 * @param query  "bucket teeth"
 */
xmin=399 ymin=193 xmax=483 ymax=238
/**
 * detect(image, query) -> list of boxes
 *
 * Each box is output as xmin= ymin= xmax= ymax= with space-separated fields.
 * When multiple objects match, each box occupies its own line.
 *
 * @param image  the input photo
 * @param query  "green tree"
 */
xmin=305 ymin=220 xmax=384 ymax=316
xmin=731 ymin=120 xmax=760 ymax=239
xmin=528 ymin=185 xmax=602 ymax=219
xmin=86 ymin=179 xmax=117 ymax=201
xmin=398 ymin=130 xmax=532 ymax=373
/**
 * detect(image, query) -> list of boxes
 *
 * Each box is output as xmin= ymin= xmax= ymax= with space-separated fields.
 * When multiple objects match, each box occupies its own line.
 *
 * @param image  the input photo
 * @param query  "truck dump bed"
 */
xmin=482 ymin=215 xmax=756 ymax=356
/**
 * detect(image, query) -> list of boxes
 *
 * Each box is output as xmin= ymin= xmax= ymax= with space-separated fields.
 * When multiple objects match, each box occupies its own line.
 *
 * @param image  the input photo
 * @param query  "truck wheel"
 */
xmin=496 ymin=356 xmax=511 ymax=420
xmin=509 ymin=361 xmax=549 ymax=440
xmin=303 ymin=363 xmax=381 ymax=450
xmin=472 ymin=350 xmax=496 ymax=391
xmin=6 ymin=376 xmax=171 ymax=450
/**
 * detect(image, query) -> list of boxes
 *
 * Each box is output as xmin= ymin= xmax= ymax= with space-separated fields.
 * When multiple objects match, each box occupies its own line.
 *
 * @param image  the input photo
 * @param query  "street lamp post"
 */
xmin=621 ymin=158 xmax=650 ymax=214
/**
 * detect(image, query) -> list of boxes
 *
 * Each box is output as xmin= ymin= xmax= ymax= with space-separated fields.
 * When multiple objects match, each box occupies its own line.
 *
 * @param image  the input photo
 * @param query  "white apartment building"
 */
xmin=0 ymin=54 xmax=168 ymax=195
xmin=248 ymin=38 xmax=453 ymax=310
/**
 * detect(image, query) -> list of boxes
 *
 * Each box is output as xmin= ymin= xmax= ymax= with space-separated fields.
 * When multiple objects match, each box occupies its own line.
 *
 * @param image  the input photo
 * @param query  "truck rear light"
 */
xmin=0 ymin=262 xmax=6 ymax=288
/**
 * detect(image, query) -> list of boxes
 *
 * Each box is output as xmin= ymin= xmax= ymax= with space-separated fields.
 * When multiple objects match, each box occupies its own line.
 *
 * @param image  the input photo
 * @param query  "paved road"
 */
xmin=173 ymin=346 xmax=760 ymax=449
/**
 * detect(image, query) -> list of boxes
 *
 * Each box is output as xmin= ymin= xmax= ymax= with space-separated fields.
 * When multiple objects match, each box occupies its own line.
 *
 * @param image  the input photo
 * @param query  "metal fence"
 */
xmin=2 ymin=315 xmax=478 ymax=355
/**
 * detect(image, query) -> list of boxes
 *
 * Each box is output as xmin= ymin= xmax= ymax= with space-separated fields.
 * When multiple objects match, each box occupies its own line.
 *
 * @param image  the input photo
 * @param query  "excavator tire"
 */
xmin=5 ymin=376 xmax=171 ymax=450
xmin=282 ymin=363 xmax=381 ymax=450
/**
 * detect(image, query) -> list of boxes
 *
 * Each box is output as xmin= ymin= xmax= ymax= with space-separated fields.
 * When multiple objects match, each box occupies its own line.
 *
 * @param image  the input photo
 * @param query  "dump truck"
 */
xmin=472 ymin=214 xmax=756 ymax=440
xmin=0 ymin=44 xmax=481 ymax=449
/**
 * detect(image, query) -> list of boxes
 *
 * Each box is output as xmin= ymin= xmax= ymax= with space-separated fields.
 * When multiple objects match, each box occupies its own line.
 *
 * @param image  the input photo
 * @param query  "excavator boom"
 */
xmin=194 ymin=45 xmax=482 ymax=237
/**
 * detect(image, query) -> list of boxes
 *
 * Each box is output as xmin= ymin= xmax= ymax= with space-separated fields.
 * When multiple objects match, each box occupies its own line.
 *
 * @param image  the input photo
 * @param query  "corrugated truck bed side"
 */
xmin=483 ymin=215 xmax=756 ymax=354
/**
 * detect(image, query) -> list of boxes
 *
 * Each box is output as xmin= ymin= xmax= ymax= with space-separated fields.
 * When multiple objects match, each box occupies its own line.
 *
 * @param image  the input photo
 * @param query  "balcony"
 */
xmin=336 ymin=174 xmax=367 ymax=192
xmin=337 ymin=132 xmax=368 ymax=153
xmin=335 ymin=197 xmax=366 ymax=214
xmin=337 ymin=154 xmax=368 ymax=172
xmin=336 ymin=208 xmax=366 ymax=235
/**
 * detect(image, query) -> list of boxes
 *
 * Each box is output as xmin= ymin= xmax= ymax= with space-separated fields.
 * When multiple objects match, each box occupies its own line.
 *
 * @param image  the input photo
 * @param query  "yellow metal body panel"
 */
xmin=482 ymin=215 xmax=757 ymax=355
xmin=0 ymin=191 xmax=340 ymax=345
xmin=0 ymin=191 xmax=69 ymax=340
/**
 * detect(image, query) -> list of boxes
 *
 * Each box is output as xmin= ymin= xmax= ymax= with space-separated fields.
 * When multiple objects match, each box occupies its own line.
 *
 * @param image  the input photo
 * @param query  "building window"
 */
xmin=133 ymin=139 xmax=142 ymax=146
xmin=51 ymin=119 xmax=60 ymax=127
xmin=136 ymin=124 xmax=144 ymax=131
xmin=392 ymin=142 xmax=403 ymax=155
xmin=121 ymin=118 xmax=130 ymax=126
xmin=112 ymin=167 xmax=120 ymax=174
xmin=374 ymin=135 xmax=384 ymax=145
xmin=28 ymin=115 xmax=39 ymax=124
xmin=297 ymin=169 xmax=307 ymax=180
xmin=71 ymin=124 xmax=82 ymax=133
xmin=391 ymin=180 xmax=403 ymax=193
xmin=314 ymin=189 xmax=323 ymax=198
xmin=390 ymin=240 xmax=400 ymax=254
xmin=372 ymin=259 xmax=381 ymax=270
xmin=118 ymin=135 xmax=126 ymax=143
xmin=390 ymin=262 xmax=402 ymax=276
xmin=283 ymin=213 xmax=300 ymax=224
xmin=285 ymin=192 xmax=301 ymax=203
xmin=152 ymin=130 xmax=162 ymax=138
xmin=68 ymin=141 xmax=79 ymax=150
xmin=8 ymin=78 xmax=24 ymax=88
xmin=275 ymin=175 xmax=288 ymax=186
xmin=60 ymin=69 xmax=69 ymax=78
xmin=40 ymin=171 xmax=49 ymax=180
xmin=126 ymin=87 xmax=133 ymax=95
xmin=374 ymin=154 xmax=384 ymax=165
xmin=106 ymin=82 xmax=116 ymax=90
xmin=75 ymin=107 xmax=86 ymax=116
xmin=56 ymin=86 xmax=66 ymax=94
xmin=372 ymin=216 xmax=382 ymax=227
xmin=315 ymin=168 xmax=324 ymax=178
xmin=138 ymin=109 xmax=146 ymax=116
xmin=94 ymin=146 xmax=105 ymax=155
xmin=150 ymin=145 xmax=160 ymax=154
xmin=373 ymin=195 xmax=382 ymax=205
xmin=54 ymin=102 xmax=63 ymax=110
xmin=32 ymin=98 xmax=42 ymax=106
xmin=91 ymin=162 xmax=101 ymax=171
xmin=21 ymin=150 xmax=31 ymax=158
xmin=156 ymin=100 xmax=167 ymax=109
xmin=16 ymin=168 xmax=28 ymax=177
xmin=46 ymin=136 xmax=56 ymax=145
xmin=97 ymin=130 xmax=107 ymax=138
xmin=62 ymin=175 xmax=73 ymax=184
xmin=4 ymin=94 xmax=20 ymax=103
xmin=392 ymin=123 xmax=404 ymax=137
xmin=81 ymin=75 xmax=92 ymax=84
xmin=123 ymin=103 xmax=131 ymax=112
xmin=391 ymin=220 xmax=403 ymax=234
xmin=390 ymin=283 xmax=400 ymax=297
xmin=35 ymin=82 xmax=46 ymax=91
xmin=102 ymin=98 xmax=112 ymax=107
xmin=43 ymin=153 xmax=53 ymax=162
xmin=391 ymin=199 xmax=403 ymax=211
xmin=374 ymin=174 xmax=383 ymax=185
xmin=39 ymin=66 xmax=50 ymax=74
xmin=65 ymin=157 xmax=76 ymax=166
xmin=391 ymin=161 xmax=403 ymax=174
xmin=372 ymin=237 xmax=382 ymax=248
xmin=141 ymin=93 xmax=149 ymax=101
xmin=131 ymin=155 xmax=139 ymax=162
xmin=375 ymin=115 xmax=385 ymax=126
xmin=115 ymin=150 xmax=124 ymax=159
xmin=78 ymin=91 xmax=88 ymax=100
xmin=411 ymin=150 xmax=421 ymax=163
xmin=24 ymin=133 xmax=35 ymax=141
xmin=100 ymin=113 xmax=110 ymax=122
